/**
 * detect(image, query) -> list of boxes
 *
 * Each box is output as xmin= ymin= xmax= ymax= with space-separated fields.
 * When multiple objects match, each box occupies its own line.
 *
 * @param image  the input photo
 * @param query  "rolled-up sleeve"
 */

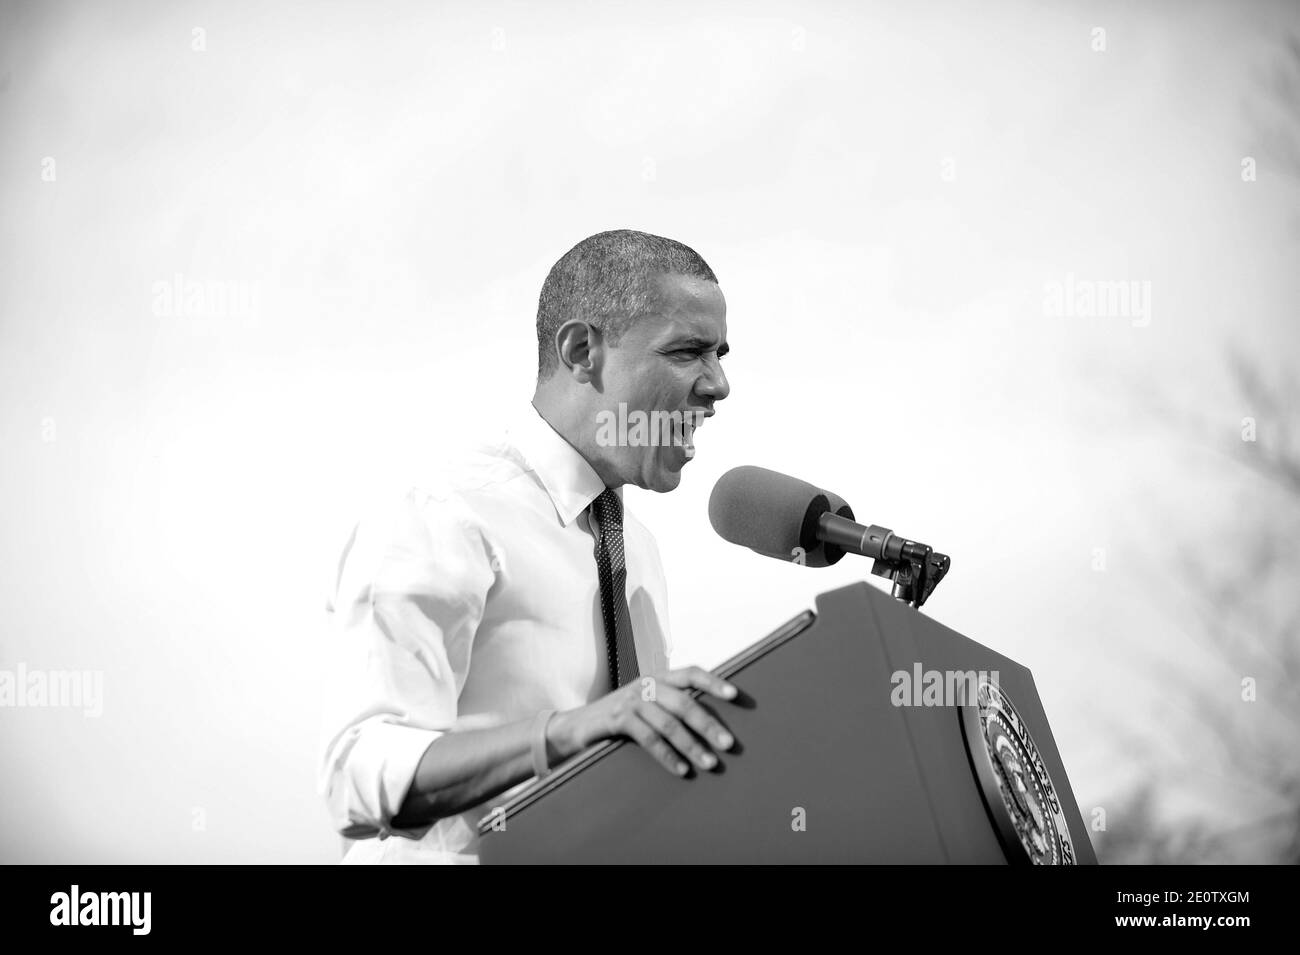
xmin=317 ymin=486 xmax=494 ymax=840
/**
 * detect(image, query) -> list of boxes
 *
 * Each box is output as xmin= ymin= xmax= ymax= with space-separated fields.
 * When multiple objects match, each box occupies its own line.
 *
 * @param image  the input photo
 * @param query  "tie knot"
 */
xmin=591 ymin=488 xmax=623 ymax=529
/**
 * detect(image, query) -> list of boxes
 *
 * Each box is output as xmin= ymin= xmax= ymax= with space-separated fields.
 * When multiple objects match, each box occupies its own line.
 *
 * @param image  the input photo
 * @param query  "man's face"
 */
xmin=595 ymin=272 xmax=730 ymax=492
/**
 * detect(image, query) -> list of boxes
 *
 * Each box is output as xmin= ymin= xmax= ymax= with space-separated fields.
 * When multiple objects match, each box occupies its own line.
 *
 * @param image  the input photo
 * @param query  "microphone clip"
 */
xmin=868 ymin=533 xmax=951 ymax=609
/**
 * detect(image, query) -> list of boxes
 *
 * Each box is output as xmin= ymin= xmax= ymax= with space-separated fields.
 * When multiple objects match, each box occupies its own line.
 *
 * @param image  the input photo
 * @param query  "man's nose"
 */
xmin=696 ymin=358 xmax=730 ymax=402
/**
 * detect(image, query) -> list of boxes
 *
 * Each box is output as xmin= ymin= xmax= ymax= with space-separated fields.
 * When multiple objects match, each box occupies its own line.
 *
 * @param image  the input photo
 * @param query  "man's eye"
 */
xmin=668 ymin=348 xmax=724 ymax=361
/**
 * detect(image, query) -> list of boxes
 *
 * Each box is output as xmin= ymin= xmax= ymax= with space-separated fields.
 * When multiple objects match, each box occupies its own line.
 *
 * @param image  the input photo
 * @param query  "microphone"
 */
xmin=708 ymin=465 xmax=951 ymax=606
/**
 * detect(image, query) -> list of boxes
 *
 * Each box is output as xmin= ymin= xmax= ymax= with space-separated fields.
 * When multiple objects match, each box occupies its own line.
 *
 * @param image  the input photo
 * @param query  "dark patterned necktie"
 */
xmin=590 ymin=488 xmax=640 ymax=689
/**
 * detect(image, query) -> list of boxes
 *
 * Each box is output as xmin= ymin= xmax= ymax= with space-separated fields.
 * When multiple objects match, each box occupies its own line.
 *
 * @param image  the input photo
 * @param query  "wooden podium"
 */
xmin=478 ymin=581 xmax=1096 ymax=864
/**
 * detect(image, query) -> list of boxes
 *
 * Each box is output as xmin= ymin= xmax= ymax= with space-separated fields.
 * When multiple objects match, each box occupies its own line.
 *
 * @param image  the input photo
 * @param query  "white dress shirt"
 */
xmin=318 ymin=404 xmax=673 ymax=864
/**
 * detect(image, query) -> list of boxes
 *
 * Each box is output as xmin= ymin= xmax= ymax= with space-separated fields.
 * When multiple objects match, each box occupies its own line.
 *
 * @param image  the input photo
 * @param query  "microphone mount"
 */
xmin=870 ymin=535 xmax=950 ymax=609
xmin=816 ymin=514 xmax=951 ymax=609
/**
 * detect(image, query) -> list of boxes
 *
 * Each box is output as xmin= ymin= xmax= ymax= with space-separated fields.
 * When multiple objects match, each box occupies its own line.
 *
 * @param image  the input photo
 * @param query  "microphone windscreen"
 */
xmin=806 ymin=489 xmax=855 ymax=568
xmin=708 ymin=465 xmax=827 ymax=560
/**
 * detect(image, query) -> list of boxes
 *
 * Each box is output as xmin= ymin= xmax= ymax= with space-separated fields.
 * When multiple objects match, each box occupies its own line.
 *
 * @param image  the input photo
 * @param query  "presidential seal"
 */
xmin=959 ymin=679 xmax=1077 ymax=865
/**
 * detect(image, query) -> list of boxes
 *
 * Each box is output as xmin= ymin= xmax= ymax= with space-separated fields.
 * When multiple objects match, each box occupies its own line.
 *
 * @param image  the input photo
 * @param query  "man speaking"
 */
xmin=318 ymin=230 xmax=738 ymax=863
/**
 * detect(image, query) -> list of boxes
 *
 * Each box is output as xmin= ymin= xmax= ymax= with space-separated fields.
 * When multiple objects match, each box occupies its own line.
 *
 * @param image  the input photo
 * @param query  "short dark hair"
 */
xmin=536 ymin=229 xmax=717 ymax=379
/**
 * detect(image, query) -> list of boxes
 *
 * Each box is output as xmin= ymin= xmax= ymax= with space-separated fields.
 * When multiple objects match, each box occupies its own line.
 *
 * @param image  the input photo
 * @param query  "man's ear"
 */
xmin=554 ymin=320 xmax=602 ymax=384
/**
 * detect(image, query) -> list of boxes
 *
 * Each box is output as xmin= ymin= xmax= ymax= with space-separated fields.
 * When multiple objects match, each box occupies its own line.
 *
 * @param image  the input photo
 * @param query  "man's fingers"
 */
xmin=610 ymin=668 xmax=741 ymax=777
xmin=652 ymin=684 xmax=735 ymax=753
xmin=637 ymin=701 xmax=719 ymax=771
xmin=623 ymin=713 xmax=690 ymax=777
xmin=662 ymin=666 xmax=739 ymax=704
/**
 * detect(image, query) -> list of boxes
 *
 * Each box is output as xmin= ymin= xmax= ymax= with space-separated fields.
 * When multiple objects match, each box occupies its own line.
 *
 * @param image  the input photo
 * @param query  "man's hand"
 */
xmin=549 ymin=667 xmax=738 ymax=776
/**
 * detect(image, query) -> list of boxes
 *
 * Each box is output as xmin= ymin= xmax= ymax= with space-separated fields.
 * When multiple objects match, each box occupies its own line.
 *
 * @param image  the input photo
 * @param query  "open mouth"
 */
xmin=672 ymin=410 xmax=709 ymax=460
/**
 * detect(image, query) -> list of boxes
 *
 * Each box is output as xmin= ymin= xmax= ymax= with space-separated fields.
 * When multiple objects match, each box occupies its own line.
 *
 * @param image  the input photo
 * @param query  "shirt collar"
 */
xmin=507 ymin=403 xmax=619 ymax=527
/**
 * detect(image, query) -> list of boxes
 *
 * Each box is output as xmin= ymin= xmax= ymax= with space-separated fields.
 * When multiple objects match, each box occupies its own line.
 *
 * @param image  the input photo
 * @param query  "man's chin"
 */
xmin=640 ymin=457 xmax=685 ymax=493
